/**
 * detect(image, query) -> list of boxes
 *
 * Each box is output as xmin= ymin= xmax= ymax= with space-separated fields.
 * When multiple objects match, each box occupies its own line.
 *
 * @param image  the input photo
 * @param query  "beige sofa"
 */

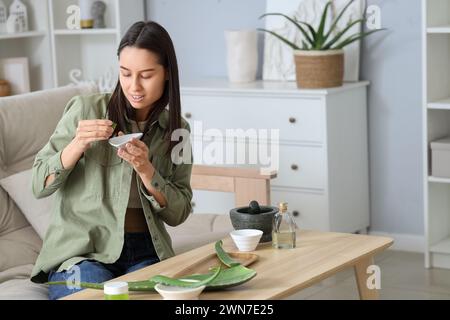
xmin=0 ymin=85 xmax=235 ymax=300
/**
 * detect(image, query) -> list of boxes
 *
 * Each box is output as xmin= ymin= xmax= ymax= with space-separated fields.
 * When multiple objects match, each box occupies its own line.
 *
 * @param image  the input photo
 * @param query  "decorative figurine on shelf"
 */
xmin=92 ymin=1 xmax=106 ymax=28
xmin=79 ymin=0 xmax=94 ymax=28
xmin=0 ymin=0 xmax=7 ymax=33
xmin=6 ymin=0 xmax=28 ymax=33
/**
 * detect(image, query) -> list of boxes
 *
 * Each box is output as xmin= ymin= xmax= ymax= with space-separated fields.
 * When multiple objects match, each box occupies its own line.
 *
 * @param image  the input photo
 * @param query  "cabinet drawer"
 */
xmin=271 ymin=189 xmax=329 ymax=231
xmin=273 ymin=145 xmax=326 ymax=190
xmin=181 ymin=95 xmax=324 ymax=143
xmin=191 ymin=139 xmax=326 ymax=190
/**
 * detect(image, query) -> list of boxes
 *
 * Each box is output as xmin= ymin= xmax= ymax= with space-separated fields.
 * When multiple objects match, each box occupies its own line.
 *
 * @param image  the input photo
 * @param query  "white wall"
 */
xmin=146 ymin=0 xmax=266 ymax=82
xmin=361 ymin=0 xmax=423 ymax=236
xmin=146 ymin=0 xmax=425 ymax=240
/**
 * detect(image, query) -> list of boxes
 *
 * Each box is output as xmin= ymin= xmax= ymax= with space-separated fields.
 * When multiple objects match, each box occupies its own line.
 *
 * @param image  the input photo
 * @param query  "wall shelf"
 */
xmin=429 ymin=176 xmax=450 ymax=184
xmin=428 ymin=98 xmax=450 ymax=110
xmin=430 ymin=237 xmax=450 ymax=254
xmin=0 ymin=31 xmax=47 ymax=40
xmin=0 ymin=0 xmax=145 ymax=92
xmin=427 ymin=25 xmax=450 ymax=33
xmin=53 ymin=29 xmax=118 ymax=36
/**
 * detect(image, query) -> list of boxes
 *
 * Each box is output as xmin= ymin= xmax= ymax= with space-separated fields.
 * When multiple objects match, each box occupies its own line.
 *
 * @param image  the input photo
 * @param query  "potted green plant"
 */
xmin=259 ymin=0 xmax=384 ymax=89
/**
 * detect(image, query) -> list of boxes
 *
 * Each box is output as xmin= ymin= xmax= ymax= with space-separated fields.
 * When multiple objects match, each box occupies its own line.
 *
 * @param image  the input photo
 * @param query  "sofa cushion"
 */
xmin=0 ymin=186 xmax=29 ymax=237
xmin=0 ymin=265 xmax=48 ymax=300
xmin=0 ymin=226 xmax=42 ymax=273
xmin=167 ymin=214 xmax=234 ymax=254
xmin=0 ymin=169 xmax=54 ymax=239
xmin=212 ymin=214 xmax=234 ymax=233
xmin=0 ymin=84 xmax=97 ymax=179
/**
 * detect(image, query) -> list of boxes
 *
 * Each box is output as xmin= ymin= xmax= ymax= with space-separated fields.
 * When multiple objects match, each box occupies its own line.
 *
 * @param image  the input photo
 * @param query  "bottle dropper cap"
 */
xmin=278 ymin=202 xmax=288 ymax=213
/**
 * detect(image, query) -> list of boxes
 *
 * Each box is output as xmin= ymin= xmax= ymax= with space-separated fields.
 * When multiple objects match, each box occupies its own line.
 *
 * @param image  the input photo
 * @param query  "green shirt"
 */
xmin=30 ymin=93 xmax=193 ymax=283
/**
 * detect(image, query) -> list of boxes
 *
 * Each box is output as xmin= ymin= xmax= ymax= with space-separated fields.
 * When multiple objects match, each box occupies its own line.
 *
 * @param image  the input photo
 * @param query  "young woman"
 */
xmin=30 ymin=21 xmax=192 ymax=300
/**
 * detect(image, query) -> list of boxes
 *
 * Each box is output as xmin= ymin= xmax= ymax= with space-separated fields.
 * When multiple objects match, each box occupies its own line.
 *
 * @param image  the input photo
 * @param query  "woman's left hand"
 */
xmin=116 ymin=132 xmax=153 ymax=176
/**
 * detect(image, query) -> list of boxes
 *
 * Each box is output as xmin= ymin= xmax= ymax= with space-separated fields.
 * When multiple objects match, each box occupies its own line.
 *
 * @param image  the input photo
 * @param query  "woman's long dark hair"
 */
xmin=106 ymin=21 xmax=181 ymax=155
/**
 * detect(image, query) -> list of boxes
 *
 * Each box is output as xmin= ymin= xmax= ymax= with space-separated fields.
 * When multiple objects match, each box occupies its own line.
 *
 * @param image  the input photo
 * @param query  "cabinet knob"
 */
xmin=185 ymin=112 xmax=192 ymax=119
xmin=289 ymin=117 xmax=296 ymax=124
xmin=293 ymin=210 xmax=300 ymax=217
xmin=191 ymin=201 xmax=196 ymax=207
xmin=291 ymin=164 xmax=299 ymax=171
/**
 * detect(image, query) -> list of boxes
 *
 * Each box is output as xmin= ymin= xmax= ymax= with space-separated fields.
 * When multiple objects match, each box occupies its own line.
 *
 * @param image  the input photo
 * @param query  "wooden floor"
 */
xmin=285 ymin=250 xmax=450 ymax=300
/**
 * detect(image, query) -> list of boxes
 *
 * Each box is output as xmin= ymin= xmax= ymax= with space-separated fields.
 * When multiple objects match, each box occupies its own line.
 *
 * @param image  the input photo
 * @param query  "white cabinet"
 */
xmin=182 ymin=79 xmax=370 ymax=234
xmin=423 ymin=0 xmax=450 ymax=269
xmin=0 ymin=0 xmax=144 ymax=92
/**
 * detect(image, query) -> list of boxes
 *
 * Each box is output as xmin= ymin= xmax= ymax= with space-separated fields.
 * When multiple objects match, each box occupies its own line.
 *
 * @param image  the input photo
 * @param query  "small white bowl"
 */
xmin=154 ymin=283 xmax=206 ymax=300
xmin=109 ymin=133 xmax=143 ymax=149
xmin=230 ymin=229 xmax=263 ymax=252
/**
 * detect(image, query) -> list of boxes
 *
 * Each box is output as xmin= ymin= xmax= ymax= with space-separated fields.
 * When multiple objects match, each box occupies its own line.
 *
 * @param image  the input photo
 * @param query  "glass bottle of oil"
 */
xmin=272 ymin=202 xmax=296 ymax=249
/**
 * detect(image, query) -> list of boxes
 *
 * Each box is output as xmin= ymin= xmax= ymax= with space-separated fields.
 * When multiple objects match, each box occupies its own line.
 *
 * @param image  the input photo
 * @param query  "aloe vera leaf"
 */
xmin=215 ymin=240 xmax=241 ymax=267
xmin=257 ymin=28 xmax=300 ymax=50
xmin=46 ymin=281 xmax=104 ymax=290
xmin=316 ymin=1 xmax=332 ymax=49
xmin=322 ymin=18 xmax=364 ymax=50
xmin=126 ymin=280 xmax=157 ymax=291
xmin=259 ymin=13 xmax=314 ymax=47
xmin=296 ymin=20 xmax=317 ymax=42
xmin=150 ymin=265 xmax=221 ymax=288
xmin=127 ymin=265 xmax=256 ymax=291
xmin=332 ymin=28 xmax=385 ymax=49
xmin=46 ymin=280 xmax=158 ymax=291
xmin=47 ymin=265 xmax=255 ymax=292
xmin=46 ymin=241 xmax=253 ymax=292
xmin=181 ymin=265 xmax=257 ymax=291
xmin=323 ymin=0 xmax=356 ymax=44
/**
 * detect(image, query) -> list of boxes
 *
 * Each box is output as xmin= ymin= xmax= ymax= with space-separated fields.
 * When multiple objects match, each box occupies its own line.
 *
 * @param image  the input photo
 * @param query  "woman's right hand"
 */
xmin=45 ymin=119 xmax=115 ymax=188
xmin=72 ymin=119 xmax=115 ymax=153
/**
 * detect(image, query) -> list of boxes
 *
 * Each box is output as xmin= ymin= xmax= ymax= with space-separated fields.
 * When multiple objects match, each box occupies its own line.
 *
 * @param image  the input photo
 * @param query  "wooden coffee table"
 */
xmin=64 ymin=230 xmax=393 ymax=300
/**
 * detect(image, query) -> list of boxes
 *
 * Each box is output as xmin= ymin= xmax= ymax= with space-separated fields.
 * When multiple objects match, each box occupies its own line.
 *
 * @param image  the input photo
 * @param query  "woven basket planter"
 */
xmin=294 ymin=49 xmax=344 ymax=89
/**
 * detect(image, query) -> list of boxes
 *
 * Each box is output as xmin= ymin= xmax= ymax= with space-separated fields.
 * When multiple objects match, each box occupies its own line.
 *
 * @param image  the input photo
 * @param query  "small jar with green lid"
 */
xmin=104 ymin=282 xmax=129 ymax=300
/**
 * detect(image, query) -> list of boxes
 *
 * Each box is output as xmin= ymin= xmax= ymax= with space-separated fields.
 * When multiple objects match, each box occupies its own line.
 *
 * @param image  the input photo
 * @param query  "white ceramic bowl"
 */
xmin=108 ymin=133 xmax=143 ymax=149
xmin=230 ymin=229 xmax=263 ymax=252
xmin=154 ymin=283 xmax=206 ymax=300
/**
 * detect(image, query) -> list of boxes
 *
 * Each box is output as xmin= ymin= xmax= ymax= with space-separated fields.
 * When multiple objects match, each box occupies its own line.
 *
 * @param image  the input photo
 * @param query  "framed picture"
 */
xmin=263 ymin=0 xmax=365 ymax=82
xmin=0 ymin=57 xmax=30 ymax=95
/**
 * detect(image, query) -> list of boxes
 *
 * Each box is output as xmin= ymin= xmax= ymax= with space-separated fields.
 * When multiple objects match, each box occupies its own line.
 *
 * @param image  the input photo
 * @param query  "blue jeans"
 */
xmin=48 ymin=232 xmax=160 ymax=300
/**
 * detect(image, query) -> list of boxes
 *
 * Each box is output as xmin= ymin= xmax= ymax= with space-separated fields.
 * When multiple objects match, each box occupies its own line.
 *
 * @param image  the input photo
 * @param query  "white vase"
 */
xmin=224 ymin=29 xmax=258 ymax=83
xmin=79 ymin=0 xmax=94 ymax=28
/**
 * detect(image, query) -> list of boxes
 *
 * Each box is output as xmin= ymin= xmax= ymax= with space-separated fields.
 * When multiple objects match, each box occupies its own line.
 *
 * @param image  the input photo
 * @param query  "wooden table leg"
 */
xmin=354 ymin=256 xmax=380 ymax=300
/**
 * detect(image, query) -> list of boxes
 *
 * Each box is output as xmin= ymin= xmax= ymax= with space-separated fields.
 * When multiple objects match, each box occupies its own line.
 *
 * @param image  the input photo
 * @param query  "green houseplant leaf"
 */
xmin=315 ymin=1 xmax=333 ymax=49
xmin=258 ymin=0 xmax=385 ymax=51
xmin=256 ymin=28 xmax=300 ymax=50
xmin=259 ymin=13 xmax=315 ymax=46
xmin=322 ymin=19 xmax=365 ymax=50
xmin=322 ymin=0 xmax=357 ymax=46
xmin=332 ymin=28 xmax=386 ymax=49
